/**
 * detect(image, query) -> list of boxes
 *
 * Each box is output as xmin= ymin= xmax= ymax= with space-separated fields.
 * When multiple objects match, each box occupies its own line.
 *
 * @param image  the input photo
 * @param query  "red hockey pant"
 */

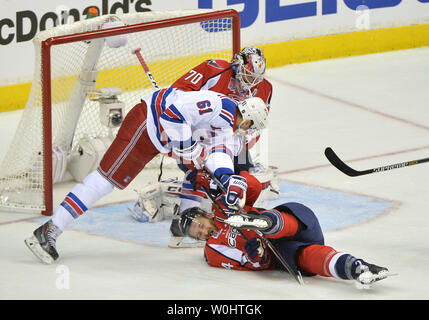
xmin=98 ymin=101 xmax=160 ymax=189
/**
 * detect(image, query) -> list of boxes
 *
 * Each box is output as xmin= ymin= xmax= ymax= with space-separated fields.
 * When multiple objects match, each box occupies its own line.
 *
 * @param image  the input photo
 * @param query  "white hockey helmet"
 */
xmin=232 ymin=47 xmax=266 ymax=93
xmin=237 ymin=96 xmax=269 ymax=131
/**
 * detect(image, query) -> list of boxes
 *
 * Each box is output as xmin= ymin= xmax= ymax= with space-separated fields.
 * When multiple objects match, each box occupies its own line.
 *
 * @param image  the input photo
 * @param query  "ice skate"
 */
xmin=354 ymin=261 xmax=390 ymax=287
xmin=224 ymin=211 xmax=273 ymax=231
xmin=24 ymin=220 xmax=62 ymax=264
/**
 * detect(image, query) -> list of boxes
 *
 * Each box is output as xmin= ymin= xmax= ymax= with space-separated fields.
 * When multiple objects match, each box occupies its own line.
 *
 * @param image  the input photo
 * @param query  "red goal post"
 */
xmin=0 ymin=9 xmax=240 ymax=216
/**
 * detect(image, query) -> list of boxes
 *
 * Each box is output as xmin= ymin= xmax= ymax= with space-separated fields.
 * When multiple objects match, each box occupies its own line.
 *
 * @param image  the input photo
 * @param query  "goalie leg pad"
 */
xmin=52 ymin=145 xmax=67 ymax=184
xmin=68 ymin=136 xmax=113 ymax=182
xmin=129 ymin=182 xmax=165 ymax=223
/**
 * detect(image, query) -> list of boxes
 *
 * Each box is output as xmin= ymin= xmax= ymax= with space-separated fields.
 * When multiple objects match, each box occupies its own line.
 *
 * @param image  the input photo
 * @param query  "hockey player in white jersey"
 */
xmin=24 ymin=87 xmax=269 ymax=264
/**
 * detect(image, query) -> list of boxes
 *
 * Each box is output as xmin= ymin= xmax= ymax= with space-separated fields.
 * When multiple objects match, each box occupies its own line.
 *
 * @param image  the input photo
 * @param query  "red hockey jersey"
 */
xmin=171 ymin=59 xmax=273 ymax=107
xmin=203 ymin=170 xmax=301 ymax=271
xmin=204 ymin=205 xmax=299 ymax=271
xmin=203 ymin=171 xmax=274 ymax=271
xmin=204 ymin=217 xmax=274 ymax=271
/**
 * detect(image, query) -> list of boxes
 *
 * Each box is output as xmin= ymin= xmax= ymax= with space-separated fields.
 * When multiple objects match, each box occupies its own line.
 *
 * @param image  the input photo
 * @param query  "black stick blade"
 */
xmin=325 ymin=147 xmax=429 ymax=177
xmin=324 ymin=147 xmax=368 ymax=177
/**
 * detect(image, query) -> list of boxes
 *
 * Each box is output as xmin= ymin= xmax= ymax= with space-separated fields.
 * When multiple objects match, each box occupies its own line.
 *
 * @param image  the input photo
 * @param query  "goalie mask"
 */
xmin=179 ymin=207 xmax=217 ymax=241
xmin=232 ymin=47 xmax=266 ymax=95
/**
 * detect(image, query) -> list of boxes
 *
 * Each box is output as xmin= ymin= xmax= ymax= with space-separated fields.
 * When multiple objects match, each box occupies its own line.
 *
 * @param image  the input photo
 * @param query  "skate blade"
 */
xmin=225 ymin=215 xmax=268 ymax=230
xmin=24 ymin=236 xmax=54 ymax=265
xmin=356 ymin=270 xmax=396 ymax=289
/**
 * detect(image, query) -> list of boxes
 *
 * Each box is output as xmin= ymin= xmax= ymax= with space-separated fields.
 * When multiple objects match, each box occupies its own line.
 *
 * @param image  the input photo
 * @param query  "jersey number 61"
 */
xmin=197 ymin=100 xmax=213 ymax=115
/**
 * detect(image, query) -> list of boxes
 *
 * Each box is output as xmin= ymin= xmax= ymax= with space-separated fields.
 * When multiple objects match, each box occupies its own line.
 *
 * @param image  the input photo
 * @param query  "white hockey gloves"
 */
xmin=172 ymin=141 xmax=207 ymax=171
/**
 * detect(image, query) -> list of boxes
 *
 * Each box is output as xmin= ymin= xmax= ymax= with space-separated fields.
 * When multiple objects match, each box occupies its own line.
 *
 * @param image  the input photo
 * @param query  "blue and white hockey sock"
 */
xmin=52 ymin=171 xmax=114 ymax=231
xmin=334 ymin=254 xmax=366 ymax=280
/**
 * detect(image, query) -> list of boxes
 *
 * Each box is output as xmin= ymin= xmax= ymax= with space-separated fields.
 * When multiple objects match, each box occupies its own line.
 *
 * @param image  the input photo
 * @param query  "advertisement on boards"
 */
xmin=1 ymin=0 xmax=429 ymax=84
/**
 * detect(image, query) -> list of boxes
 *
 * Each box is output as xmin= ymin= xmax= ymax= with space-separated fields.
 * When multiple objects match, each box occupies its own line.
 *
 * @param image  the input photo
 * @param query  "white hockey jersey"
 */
xmin=142 ymin=88 xmax=244 ymax=177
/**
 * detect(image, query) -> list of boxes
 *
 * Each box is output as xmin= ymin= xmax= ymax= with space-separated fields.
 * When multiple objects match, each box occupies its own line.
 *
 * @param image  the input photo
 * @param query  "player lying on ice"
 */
xmin=24 ymin=85 xmax=269 ymax=264
xmin=176 ymin=171 xmax=391 ymax=287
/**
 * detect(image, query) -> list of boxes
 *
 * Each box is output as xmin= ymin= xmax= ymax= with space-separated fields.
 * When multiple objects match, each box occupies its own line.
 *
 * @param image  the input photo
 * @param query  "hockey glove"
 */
xmin=221 ymin=175 xmax=247 ymax=209
xmin=185 ymin=169 xmax=212 ymax=191
xmin=244 ymin=237 xmax=267 ymax=264
xmin=172 ymin=141 xmax=206 ymax=171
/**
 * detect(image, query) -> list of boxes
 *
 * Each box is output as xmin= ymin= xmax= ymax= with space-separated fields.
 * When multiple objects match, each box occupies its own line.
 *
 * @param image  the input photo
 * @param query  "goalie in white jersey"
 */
xmin=24 ymin=87 xmax=269 ymax=264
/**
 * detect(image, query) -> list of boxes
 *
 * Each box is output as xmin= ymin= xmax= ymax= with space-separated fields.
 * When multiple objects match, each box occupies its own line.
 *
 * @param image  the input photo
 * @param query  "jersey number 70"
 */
xmin=196 ymin=100 xmax=213 ymax=115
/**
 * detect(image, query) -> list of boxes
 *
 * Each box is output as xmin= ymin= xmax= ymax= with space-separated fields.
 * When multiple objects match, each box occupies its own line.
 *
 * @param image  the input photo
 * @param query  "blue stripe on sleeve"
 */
xmin=221 ymin=97 xmax=237 ymax=116
xmin=160 ymin=113 xmax=184 ymax=124
xmin=214 ymin=167 xmax=234 ymax=182
xmin=219 ymin=114 xmax=233 ymax=127
xmin=150 ymin=90 xmax=162 ymax=143
xmin=168 ymin=104 xmax=186 ymax=122
xmin=160 ymin=87 xmax=174 ymax=112
xmin=169 ymin=137 xmax=195 ymax=149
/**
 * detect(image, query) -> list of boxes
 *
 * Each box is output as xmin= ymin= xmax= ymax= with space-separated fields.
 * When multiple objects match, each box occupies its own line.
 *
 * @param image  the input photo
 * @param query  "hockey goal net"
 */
xmin=0 ymin=9 xmax=240 ymax=215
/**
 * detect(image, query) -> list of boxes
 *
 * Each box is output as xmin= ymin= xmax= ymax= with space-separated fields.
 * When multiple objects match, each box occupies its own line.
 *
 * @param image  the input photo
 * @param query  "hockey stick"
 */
xmin=325 ymin=147 xmax=429 ymax=177
xmin=202 ymin=168 xmax=304 ymax=285
xmin=133 ymin=48 xmax=166 ymax=181
xmin=133 ymin=48 xmax=159 ymax=89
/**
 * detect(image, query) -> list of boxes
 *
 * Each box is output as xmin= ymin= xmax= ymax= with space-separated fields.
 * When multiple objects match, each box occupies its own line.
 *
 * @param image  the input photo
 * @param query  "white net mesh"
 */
xmin=0 ymin=10 xmax=236 ymax=212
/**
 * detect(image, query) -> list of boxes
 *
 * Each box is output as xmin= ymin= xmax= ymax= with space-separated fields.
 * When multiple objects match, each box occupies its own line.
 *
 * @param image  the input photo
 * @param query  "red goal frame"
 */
xmin=40 ymin=9 xmax=241 ymax=215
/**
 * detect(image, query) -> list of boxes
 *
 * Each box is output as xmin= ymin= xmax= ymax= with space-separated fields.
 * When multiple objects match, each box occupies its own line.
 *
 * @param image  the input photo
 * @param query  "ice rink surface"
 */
xmin=1 ymin=47 xmax=428 ymax=301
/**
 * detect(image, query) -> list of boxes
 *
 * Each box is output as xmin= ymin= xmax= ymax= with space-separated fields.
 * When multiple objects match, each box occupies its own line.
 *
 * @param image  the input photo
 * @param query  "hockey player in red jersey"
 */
xmin=24 ymin=88 xmax=269 ymax=264
xmin=171 ymin=47 xmax=272 ymax=104
xmin=178 ymin=172 xmax=390 ymax=287
xmin=166 ymin=47 xmax=274 ymax=247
